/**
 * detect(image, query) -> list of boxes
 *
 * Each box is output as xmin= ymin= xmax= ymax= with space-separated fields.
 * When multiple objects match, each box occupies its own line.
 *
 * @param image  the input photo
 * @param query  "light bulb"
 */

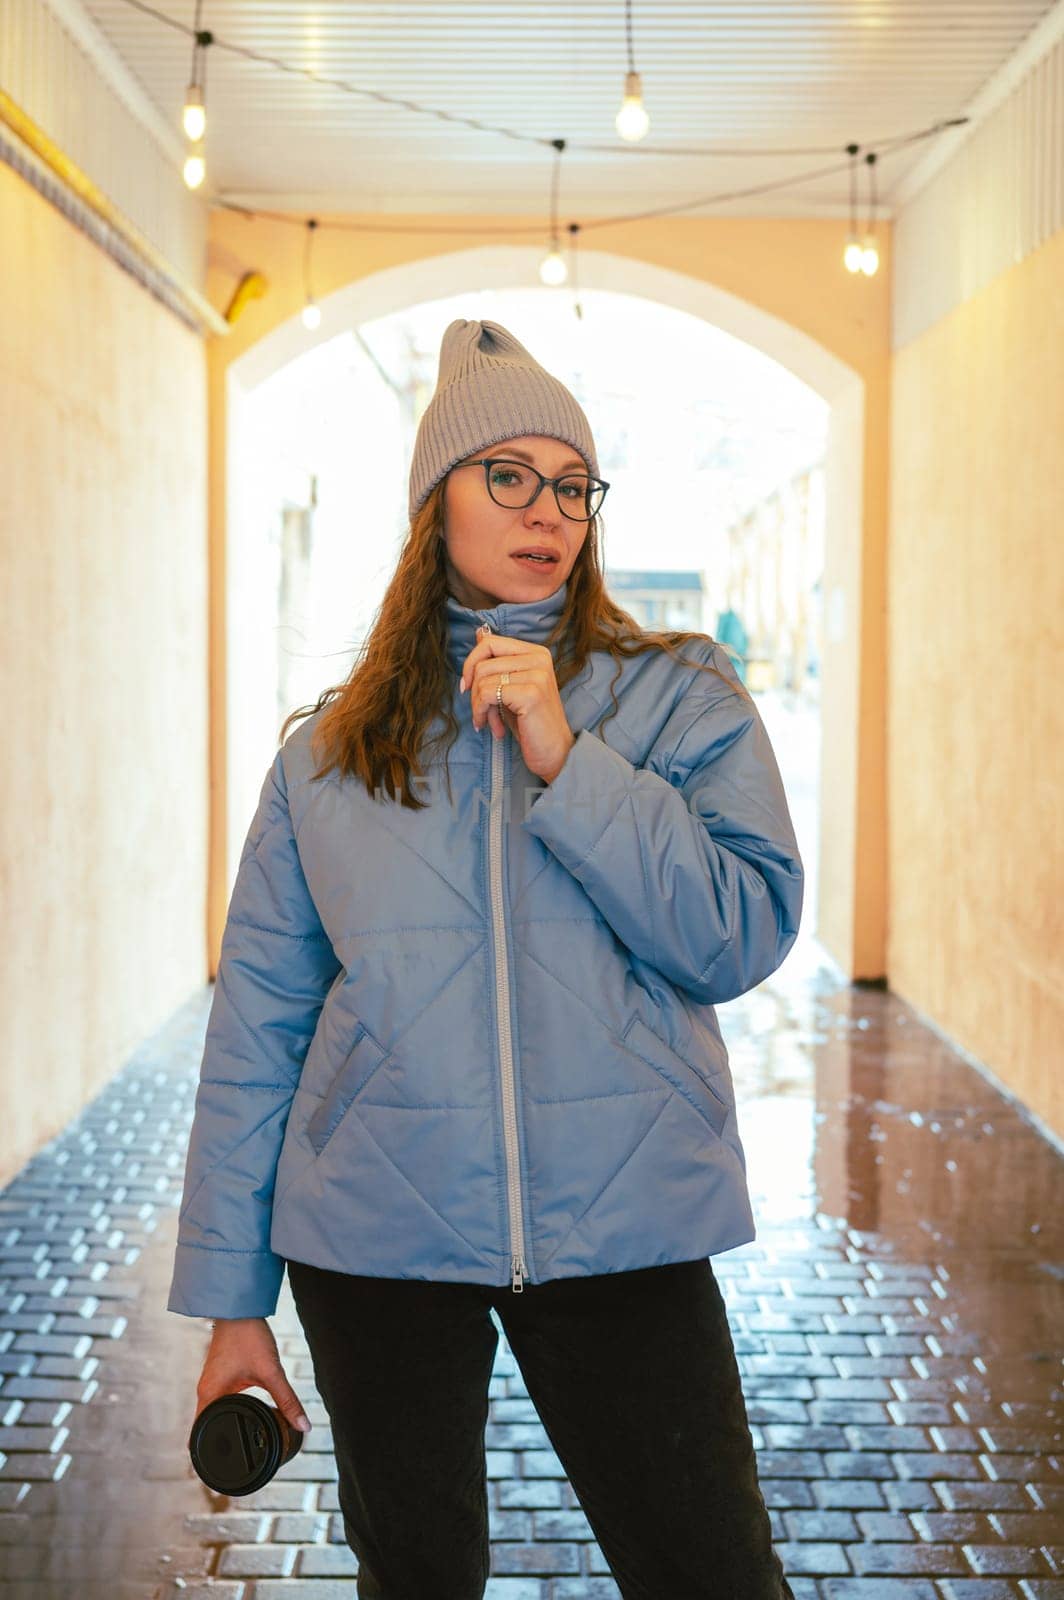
xmin=616 ymin=71 xmax=650 ymax=142
xmin=183 ymin=153 xmax=205 ymax=190
xmin=860 ymin=236 xmax=879 ymax=276
xmin=539 ymin=247 xmax=568 ymax=286
xmin=843 ymin=239 xmax=863 ymax=273
xmin=302 ymin=301 xmax=322 ymax=330
xmin=183 ymin=85 xmax=206 ymax=142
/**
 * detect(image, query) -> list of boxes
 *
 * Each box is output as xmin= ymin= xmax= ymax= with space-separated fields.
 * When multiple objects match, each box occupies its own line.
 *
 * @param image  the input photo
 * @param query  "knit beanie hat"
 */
xmin=408 ymin=319 xmax=600 ymax=521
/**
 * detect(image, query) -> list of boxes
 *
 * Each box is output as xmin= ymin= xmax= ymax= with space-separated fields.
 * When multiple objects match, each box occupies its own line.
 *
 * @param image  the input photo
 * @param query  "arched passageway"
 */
xmin=223 ymin=246 xmax=869 ymax=988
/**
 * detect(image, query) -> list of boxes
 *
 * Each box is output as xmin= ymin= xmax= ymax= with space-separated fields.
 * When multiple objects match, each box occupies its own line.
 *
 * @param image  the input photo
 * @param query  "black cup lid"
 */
xmin=188 ymin=1393 xmax=284 ymax=1495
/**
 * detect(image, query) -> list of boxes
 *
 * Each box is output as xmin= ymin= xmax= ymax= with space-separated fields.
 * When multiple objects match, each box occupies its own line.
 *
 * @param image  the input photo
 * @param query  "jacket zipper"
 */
xmin=479 ymin=620 xmax=528 ymax=1292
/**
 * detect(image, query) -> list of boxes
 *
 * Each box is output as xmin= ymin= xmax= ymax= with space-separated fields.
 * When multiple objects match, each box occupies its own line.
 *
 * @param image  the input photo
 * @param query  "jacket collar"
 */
xmin=445 ymin=579 xmax=570 ymax=676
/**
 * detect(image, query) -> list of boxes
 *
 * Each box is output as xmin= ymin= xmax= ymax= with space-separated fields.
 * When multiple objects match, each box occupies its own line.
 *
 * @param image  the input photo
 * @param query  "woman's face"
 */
xmin=441 ymin=434 xmax=590 ymax=609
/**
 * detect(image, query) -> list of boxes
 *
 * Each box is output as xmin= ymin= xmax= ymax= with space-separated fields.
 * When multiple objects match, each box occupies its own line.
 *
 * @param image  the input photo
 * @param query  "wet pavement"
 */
xmin=1 ymin=697 xmax=1062 ymax=1598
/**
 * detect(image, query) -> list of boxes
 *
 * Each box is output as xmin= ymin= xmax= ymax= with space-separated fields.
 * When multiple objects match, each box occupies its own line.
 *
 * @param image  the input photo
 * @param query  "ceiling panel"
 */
xmin=74 ymin=0 xmax=1059 ymax=218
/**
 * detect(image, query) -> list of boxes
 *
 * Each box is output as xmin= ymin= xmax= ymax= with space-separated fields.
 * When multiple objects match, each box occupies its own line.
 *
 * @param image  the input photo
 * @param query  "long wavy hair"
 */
xmin=279 ymin=475 xmax=754 ymax=810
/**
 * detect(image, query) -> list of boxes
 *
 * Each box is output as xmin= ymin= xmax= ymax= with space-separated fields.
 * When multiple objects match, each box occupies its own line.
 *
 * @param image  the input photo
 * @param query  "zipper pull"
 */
xmin=478 ymin=619 xmax=511 ymax=741
xmin=511 ymin=1253 xmax=526 ymax=1293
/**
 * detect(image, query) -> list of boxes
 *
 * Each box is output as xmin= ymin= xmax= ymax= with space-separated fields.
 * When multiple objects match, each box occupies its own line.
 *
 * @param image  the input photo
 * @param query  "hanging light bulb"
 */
xmin=539 ymin=241 xmax=567 ymax=286
xmin=182 ymin=83 xmax=206 ymax=141
xmin=616 ymin=1 xmax=649 ymax=141
xmin=841 ymin=144 xmax=863 ymax=273
xmin=616 ymin=70 xmax=650 ymax=142
xmin=539 ymin=142 xmax=568 ymax=285
xmin=568 ymin=222 xmax=584 ymax=320
xmin=859 ymin=153 xmax=880 ymax=276
xmin=180 ymin=18 xmax=211 ymax=188
xmin=300 ymin=218 xmax=323 ymax=326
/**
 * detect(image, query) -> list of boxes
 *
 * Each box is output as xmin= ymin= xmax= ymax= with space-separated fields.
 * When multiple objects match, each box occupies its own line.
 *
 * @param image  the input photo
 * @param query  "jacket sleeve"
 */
xmin=167 ymin=748 xmax=342 ymax=1320
xmin=522 ymin=649 xmax=803 ymax=1005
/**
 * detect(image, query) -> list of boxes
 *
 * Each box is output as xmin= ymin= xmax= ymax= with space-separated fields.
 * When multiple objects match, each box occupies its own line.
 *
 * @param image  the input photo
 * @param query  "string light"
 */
xmin=568 ymin=222 xmax=584 ymax=321
xmin=538 ymin=139 xmax=568 ymax=286
xmin=616 ymin=0 xmax=650 ymax=142
xmin=301 ymin=218 xmax=321 ymax=328
xmin=539 ymin=247 xmax=567 ymax=286
xmin=859 ymin=152 xmax=880 ymax=276
xmin=616 ymin=73 xmax=649 ymax=143
xmin=218 ymin=122 xmax=958 ymax=243
xmin=112 ymin=0 xmax=969 ymax=287
xmin=182 ymin=3 xmax=211 ymax=189
xmin=182 ymin=84 xmax=205 ymax=142
xmin=842 ymin=147 xmax=879 ymax=276
xmin=843 ymin=144 xmax=863 ymax=272
xmin=123 ymin=0 xmax=965 ymax=164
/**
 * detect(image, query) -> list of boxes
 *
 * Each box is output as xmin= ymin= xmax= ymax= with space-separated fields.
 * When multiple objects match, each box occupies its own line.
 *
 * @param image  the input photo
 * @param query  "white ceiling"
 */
xmin=72 ymin=0 xmax=1061 ymax=223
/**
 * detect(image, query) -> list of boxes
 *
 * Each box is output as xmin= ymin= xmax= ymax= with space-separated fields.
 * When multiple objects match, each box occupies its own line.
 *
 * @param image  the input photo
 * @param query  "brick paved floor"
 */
xmin=0 ymin=921 xmax=1061 ymax=1596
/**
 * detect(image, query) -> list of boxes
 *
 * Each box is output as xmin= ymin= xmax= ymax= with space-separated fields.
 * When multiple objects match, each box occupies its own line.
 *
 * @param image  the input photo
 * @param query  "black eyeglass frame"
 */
xmin=457 ymin=457 xmax=611 ymax=522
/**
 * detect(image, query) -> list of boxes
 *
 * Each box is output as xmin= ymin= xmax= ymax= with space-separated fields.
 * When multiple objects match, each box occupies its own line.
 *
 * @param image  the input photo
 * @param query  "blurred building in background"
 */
xmin=605 ymin=569 xmax=707 ymax=632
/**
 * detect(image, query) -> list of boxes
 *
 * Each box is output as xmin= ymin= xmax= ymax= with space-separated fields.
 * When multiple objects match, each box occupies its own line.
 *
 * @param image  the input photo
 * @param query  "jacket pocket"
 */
xmin=618 ymin=1015 xmax=730 ymax=1137
xmin=304 ymin=1024 xmax=390 ymax=1157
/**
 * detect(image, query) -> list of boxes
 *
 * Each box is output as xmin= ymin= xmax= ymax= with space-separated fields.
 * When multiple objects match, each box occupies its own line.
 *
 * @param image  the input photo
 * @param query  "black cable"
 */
xmin=116 ymin=0 xmax=967 ymax=165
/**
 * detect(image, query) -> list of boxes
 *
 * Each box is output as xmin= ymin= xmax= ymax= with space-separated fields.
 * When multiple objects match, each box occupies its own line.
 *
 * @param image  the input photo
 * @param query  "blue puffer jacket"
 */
xmin=167 ymin=579 xmax=803 ymax=1319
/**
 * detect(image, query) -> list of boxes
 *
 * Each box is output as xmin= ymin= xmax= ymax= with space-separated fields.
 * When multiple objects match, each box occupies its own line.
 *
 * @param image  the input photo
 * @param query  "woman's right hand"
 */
xmin=193 ymin=1316 xmax=313 ymax=1438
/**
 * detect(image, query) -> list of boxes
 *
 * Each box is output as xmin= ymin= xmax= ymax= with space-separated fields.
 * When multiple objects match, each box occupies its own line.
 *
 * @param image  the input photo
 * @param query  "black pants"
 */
xmin=286 ymin=1255 xmax=795 ymax=1600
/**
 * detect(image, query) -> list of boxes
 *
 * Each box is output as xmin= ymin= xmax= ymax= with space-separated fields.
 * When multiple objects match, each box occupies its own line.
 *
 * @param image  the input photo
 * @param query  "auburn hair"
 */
xmin=279 ymin=476 xmax=753 ymax=809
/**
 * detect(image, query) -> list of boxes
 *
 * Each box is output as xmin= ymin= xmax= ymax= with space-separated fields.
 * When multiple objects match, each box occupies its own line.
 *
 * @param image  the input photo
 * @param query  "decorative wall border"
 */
xmin=0 ymin=88 xmax=227 ymax=339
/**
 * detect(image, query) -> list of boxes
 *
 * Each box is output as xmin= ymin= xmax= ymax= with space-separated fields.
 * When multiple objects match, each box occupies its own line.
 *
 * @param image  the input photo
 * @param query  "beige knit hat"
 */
xmin=408 ymin=319 xmax=600 ymax=521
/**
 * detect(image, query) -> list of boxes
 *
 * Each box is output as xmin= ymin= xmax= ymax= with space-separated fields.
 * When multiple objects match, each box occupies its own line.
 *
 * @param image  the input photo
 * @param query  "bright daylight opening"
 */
xmin=230 ymin=285 xmax=830 ymax=1220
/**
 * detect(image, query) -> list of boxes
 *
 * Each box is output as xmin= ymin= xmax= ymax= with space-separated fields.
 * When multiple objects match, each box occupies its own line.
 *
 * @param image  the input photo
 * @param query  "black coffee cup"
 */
xmin=188 ymin=1392 xmax=305 ymax=1495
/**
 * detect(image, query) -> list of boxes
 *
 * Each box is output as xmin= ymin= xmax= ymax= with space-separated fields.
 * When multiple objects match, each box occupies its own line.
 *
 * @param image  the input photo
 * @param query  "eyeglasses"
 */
xmin=458 ymin=457 xmax=610 ymax=522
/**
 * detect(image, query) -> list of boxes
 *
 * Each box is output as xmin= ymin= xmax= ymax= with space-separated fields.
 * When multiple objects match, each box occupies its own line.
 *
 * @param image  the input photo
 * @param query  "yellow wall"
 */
xmin=205 ymin=209 xmax=892 ymax=992
xmin=0 ymin=163 xmax=210 ymax=1187
xmin=888 ymin=230 xmax=1064 ymax=1139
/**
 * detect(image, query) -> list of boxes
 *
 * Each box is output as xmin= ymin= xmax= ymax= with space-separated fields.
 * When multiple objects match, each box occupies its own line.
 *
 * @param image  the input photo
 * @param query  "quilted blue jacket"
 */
xmin=167 ymin=578 xmax=803 ymax=1319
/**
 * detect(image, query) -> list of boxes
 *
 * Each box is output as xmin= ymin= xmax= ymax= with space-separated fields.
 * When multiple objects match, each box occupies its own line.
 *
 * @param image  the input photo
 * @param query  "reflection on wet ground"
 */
xmin=2 ymin=951 xmax=1060 ymax=1599
xmin=0 ymin=699 xmax=1061 ymax=1596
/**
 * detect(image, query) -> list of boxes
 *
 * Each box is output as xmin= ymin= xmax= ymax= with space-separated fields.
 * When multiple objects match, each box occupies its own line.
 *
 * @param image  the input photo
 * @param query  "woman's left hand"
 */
xmin=460 ymin=625 xmax=575 ymax=784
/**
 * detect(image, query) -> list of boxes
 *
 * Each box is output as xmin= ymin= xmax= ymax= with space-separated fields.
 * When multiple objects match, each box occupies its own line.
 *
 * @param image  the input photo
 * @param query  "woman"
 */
xmin=169 ymin=319 xmax=803 ymax=1600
